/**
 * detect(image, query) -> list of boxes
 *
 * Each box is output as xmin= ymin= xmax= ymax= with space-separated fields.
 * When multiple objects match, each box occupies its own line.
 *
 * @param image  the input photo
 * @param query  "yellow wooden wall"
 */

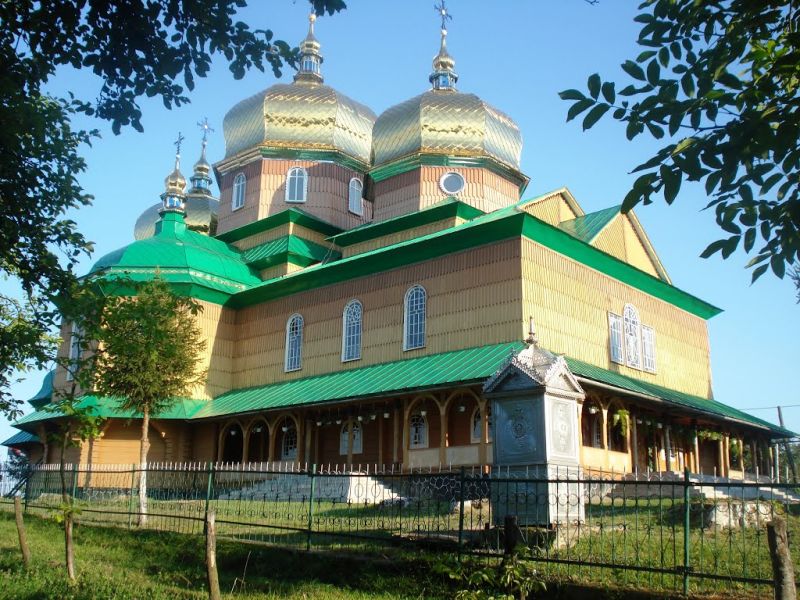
xmin=231 ymin=222 xmax=332 ymax=253
xmin=231 ymin=238 xmax=523 ymax=388
xmin=342 ymin=216 xmax=465 ymax=258
xmin=590 ymin=214 xmax=660 ymax=279
xmin=520 ymin=237 xmax=712 ymax=398
xmin=521 ymin=191 xmax=580 ymax=226
xmin=193 ymin=300 xmax=237 ymax=400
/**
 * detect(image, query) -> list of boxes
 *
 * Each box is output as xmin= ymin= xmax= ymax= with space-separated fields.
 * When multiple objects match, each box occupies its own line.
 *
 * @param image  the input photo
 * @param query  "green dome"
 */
xmin=90 ymin=212 xmax=261 ymax=303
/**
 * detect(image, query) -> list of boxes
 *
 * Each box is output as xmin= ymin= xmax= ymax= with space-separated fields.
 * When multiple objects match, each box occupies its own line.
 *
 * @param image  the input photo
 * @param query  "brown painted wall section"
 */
xmin=217 ymin=158 xmax=371 ymax=234
xmin=373 ymin=166 xmax=519 ymax=222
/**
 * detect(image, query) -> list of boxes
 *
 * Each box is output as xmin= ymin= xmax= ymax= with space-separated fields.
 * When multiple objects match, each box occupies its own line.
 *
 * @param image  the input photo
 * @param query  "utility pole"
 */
xmin=777 ymin=406 xmax=797 ymax=484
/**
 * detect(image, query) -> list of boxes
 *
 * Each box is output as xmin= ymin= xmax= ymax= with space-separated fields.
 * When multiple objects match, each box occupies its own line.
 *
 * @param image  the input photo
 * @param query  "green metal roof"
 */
xmin=216 ymin=208 xmax=342 ymax=244
xmin=241 ymin=235 xmax=339 ymax=270
xmin=559 ymin=205 xmax=621 ymax=243
xmin=192 ymin=342 xmax=524 ymax=419
xmin=1 ymin=430 xmax=40 ymax=446
xmin=565 ymin=357 xmax=793 ymax=437
xmin=28 ymin=370 xmax=54 ymax=409
xmin=89 ymin=212 xmax=262 ymax=304
xmin=329 ymin=198 xmax=485 ymax=247
xmin=14 ymin=396 xmax=206 ymax=430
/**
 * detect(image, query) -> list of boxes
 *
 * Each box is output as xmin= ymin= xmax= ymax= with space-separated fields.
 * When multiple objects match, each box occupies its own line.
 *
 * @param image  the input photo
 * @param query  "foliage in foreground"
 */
xmin=562 ymin=0 xmax=800 ymax=284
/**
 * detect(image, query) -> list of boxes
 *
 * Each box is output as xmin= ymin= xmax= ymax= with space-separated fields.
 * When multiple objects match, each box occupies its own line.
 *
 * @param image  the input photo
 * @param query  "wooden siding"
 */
xmin=591 ymin=215 xmax=660 ymax=278
xmin=230 ymin=239 xmax=522 ymax=388
xmin=521 ymin=237 xmax=712 ymax=398
xmin=342 ymin=216 xmax=464 ymax=258
xmin=218 ymin=159 xmax=371 ymax=235
xmin=230 ymin=222 xmax=291 ymax=251
xmin=373 ymin=166 xmax=519 ymax=222
xmin=521 ymin=192 xmax=580 ymax=226
xmin=192 ymin=301 xmax=237 ymax=400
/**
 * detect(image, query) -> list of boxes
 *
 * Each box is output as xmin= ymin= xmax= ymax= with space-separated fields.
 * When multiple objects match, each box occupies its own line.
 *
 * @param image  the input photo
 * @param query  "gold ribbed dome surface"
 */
xmin=372 ymin=90 xmax=522 ymax=171
xmin=222 ymin=82 xmax=377 ymax=164
xmin=134 ymin=196 xmax=219 ymax=240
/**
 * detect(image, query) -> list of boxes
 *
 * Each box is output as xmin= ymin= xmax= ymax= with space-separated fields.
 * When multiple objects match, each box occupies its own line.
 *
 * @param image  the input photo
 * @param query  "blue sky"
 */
xmin=2 ymin=0 xmax=798 ymax=446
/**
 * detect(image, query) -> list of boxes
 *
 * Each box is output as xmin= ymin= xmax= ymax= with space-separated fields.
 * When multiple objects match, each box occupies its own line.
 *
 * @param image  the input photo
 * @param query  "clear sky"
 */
xmin=2 ymin=0 xmax=799 ymax=447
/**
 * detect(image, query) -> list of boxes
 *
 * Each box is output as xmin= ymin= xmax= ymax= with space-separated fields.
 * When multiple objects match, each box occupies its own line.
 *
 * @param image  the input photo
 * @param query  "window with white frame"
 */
xmin=285 ymin=167 xmax=308 ymax=203
xmin=409 ymin=412 xmax=428 ymax=449
xmin=66 ymin=322 xmax=83 ymax=381
xmin=609 ymin=304 xmax=657 ymax=372
xmin=403 ymin=285 xmax=426 ymax=351
xmin=642 ymin=325 xmax=656 ymax=373
xmin=281 ymin=423 xmax=298 ymax=460
xmin=623 ymin=304 xmax=642 ymax=369
xmin=471 ymin=408 xmax=483 ymax=444
xmin=341 ymin=300 xmax=362 ymax=362
xmin=608 ymin=313 xmax=624 ymax=364
xmin=339 ymin=421 xmax=362 ymax=455
xmin=232 ymin=173 xmax=246 ymax=210
xmin=285 ymin=314 xmax=304 ymax=372
xmin=348 ymin=178 xmax=363 ymax=215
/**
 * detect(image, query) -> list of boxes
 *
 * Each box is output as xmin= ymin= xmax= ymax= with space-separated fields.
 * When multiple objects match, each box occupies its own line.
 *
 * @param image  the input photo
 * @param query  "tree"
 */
xmin=0 ymin=0 xmax=346 ymax=418
xmin=90 ymin=278 xmax=206 ymax=526
xmin=560 ymin=0 xmax=800 ymax=283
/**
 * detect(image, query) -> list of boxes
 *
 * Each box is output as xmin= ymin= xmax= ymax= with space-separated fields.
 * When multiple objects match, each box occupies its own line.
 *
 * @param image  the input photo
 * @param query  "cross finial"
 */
xmin=525 ymin=316 xmax=539 ymax=347
xmin=197 ymin=118 xmax=214 ymax=143
xmin=174 ymin=131 xmax=185 ymax=156
xmin=434 ymin=0 xmax=452 ymax=32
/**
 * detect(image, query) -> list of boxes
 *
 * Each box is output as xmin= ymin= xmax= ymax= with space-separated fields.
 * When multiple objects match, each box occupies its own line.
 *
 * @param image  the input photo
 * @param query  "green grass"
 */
xmin=0 ymin=511 xmax=449 ymax=600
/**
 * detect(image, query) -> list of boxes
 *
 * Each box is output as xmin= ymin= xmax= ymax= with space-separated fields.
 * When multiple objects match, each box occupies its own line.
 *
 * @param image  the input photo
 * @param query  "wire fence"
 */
xmin=2 ymin=461 xmax=798 ymax=596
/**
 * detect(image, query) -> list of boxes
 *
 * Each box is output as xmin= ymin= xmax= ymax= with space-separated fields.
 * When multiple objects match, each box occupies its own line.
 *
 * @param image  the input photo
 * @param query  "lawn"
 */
xmin=0 ymin=511 xmax=448 ymax=600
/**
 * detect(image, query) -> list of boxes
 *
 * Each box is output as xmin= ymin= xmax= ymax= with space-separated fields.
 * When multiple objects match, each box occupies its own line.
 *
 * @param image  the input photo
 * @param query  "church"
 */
xmin=4 ymin=13 xmax=791 ymax=480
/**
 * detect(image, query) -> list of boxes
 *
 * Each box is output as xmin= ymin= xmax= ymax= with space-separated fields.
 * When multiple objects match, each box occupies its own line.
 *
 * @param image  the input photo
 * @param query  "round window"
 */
xmin=439 ymin=171 xmax=465 ymax=195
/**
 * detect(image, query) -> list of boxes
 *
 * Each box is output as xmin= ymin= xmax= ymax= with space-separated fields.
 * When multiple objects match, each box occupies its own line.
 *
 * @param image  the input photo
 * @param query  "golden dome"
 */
xmin=222 ymin=14 xmax=376 ymax=165
xmin=134 ymin=196 xmax=219 ymax=240
xmin=371 ymin=90 xmax=523 ymax=171
xmin=222 ymin=82 xmax=376 ymax=164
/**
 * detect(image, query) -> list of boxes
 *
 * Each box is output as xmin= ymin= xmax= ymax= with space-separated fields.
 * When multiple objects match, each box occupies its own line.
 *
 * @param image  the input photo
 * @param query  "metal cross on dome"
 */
xmin=434 ymin=0 xmax=452 ymax=32
xmin=197 ymin=117 xmax=214 ymax=142
xmin=174 ymin=131 xmax=185 ymax=156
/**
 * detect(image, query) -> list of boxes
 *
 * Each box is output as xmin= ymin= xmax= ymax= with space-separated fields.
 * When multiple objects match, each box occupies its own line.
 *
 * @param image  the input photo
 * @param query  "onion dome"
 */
xmin=134 ymin=133 xmax=219 ymax=240
xmin=222 ymin=14 xmax=376 ymax=165
xmin=161 ymin=143 xmax=187 ymax=214
xmin=371 ymin=27 xmax=522 ymax=171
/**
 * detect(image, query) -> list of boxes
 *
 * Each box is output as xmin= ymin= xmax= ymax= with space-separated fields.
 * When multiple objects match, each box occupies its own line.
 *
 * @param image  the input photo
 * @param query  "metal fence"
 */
xmin=2 ymin=461 xmax=798 ymax=596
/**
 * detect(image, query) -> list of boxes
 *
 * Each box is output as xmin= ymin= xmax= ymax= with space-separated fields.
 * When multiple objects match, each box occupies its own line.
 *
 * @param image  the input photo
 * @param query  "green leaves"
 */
xmin=560 ymin=0 xmax=800 ymax=287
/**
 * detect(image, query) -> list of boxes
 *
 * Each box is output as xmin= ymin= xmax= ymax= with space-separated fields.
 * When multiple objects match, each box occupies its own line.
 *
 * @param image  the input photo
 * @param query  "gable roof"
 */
xmin=559 ymin=205 xmax=621 ymax=243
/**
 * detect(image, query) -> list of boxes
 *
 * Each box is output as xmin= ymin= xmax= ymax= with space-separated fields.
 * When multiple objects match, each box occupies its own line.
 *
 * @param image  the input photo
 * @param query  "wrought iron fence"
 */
xmin=1 ymin=461 xmax=798 ymax=596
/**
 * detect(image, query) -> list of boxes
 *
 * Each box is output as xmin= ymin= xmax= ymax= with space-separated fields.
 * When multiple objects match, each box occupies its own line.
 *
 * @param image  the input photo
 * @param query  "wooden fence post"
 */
xmin=768 ymin=518 xmax=797 ymax=600
xmin=206 ymin=510 xmax=221 ymax=600
xmin=14 ymin=496 xmax=31 ymax=569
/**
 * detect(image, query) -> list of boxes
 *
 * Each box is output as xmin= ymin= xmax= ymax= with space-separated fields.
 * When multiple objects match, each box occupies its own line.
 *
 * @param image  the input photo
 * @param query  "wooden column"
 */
xmin=392 ymin=406 xmax=400 ymax=465
xmin=304 ymin=419 xmax=313 ymax=467
xmin=478 ymin=399 xmax=488 ymax=469
xmin=346 ymin=418 xmax=354 ymax=466
xmin=377 ymin=413 xmax=384 ymax=468
xmin=297 ymin=418 xmax=305 ymax=466
xmin=693 ymin=428 xmax=700 ymax=474
xmin=242 ymin=427 xmax=250 ymax=464
xmin=438 ymin=401 xmax=447 ymax=467
xmin=267 ymin=423 xmax=276 ymax=463
xmin=401 ymin=400 xmax=409 ymax=471
xmin=665 ymin=426 xmax=672 ymax=472
xmin=631 ymin=414 xmax=639 ymax=474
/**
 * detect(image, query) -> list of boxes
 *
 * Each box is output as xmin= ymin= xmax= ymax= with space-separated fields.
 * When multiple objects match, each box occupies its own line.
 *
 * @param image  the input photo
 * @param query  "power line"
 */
xmin=741 ymin=404 xmax=800 ymax=411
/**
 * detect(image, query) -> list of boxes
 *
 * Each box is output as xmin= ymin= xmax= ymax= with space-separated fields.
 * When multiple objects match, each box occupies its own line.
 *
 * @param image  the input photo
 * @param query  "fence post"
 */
xmin=682 ymin=467 xmax=691 ymax=596
xmin=23 ymin=465 xmax=32 ymax=512
xmin=306 ymin=464 xmax=316 ymax=551
xmin=127 ymin=464 xmax=137 ymax=529
xmin=203 ymin=462 xmax=214 ymax=534
xmin=14 ymin=496 xmax=31 ymax=569
xmin=205 ymin=510 xmax=221 ymax=600
xmin=457 ymin=466 xmax=466 ymax=554
xmin=768 ymin=517 xmax=797 ymax=600
xmin=70 ymin=463 xmax=78 ymax=500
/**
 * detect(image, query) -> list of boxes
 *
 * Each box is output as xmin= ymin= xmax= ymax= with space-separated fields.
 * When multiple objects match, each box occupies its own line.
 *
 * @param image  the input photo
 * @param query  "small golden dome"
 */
xmin=222 ymin=14 xmax=376 ymax=165
xmin=372 ymin=90 xmax=523 ymax=171
xmin=135 ymin=196 xmax=219 ymax=240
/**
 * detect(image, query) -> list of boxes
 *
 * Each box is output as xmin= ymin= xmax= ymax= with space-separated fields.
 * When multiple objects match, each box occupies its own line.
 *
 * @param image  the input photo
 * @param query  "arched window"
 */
xmin=409 ymin=412 xmax=428 ymax=449
xmin=285 ymin=314 xmax=304 ymax=372
xmin=623 ymin=304 xmax=642 ymax=369
xmin=280 ymin=421 xmax=298 ymax=461
xmin=339 ymin=421 xmax=363 ymax=455
xmin=403 ymin=285 xmax=426 ymax=351
xmin=342 ymin=300 xmax=362 ymax=362
xmin=285 ymin=167 xmax=308 ymax=203
xmin=581 ymin=402 xmax=604 ymax=449
xmin=232 ymin=173 xmax=246 ymax=210
xmin=348 ymin=178 xmax=363 ymax=215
